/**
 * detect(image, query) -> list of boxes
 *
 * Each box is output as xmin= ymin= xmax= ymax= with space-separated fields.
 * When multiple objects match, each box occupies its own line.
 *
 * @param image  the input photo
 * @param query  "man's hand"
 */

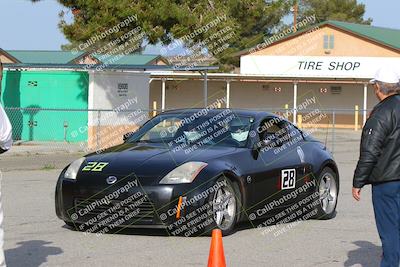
xmin=352 ymin=187 xmax=362 ymax=201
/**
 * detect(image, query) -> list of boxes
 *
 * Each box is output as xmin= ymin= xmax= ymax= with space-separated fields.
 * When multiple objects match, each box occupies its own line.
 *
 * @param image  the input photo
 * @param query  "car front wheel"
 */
xmin=208 ymin=177 xmax=240 ymax=236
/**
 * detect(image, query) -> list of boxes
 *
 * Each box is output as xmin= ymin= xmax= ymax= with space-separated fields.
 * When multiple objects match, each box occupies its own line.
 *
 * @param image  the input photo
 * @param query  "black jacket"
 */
xmin=353 ymin=94 xmax=400 ymax=188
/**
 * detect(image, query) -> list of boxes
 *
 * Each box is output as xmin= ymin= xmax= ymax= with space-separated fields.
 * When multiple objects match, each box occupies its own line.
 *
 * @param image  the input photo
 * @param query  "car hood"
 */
xmin=82 ymin=142 xmax=238 ymax=177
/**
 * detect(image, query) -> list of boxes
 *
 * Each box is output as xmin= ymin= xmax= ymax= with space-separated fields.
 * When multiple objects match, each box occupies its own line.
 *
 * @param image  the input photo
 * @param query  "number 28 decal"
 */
xmin=82 ymin=162 xmax=109 ymax=172
xmin=281 ymin=169 xmax=296 ymax=190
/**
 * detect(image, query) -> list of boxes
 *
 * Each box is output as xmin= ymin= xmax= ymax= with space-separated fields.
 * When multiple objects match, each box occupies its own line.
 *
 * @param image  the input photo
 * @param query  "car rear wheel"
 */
xmin=314 ymin=167 xmax=339 ymax=220
xmin=209 ymin=177 xmax=240 ymax=236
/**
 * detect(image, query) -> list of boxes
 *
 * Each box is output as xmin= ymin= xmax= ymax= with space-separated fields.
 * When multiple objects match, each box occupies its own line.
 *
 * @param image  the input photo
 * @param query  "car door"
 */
xmin=248 ymin=117 xmax=309 ymax=217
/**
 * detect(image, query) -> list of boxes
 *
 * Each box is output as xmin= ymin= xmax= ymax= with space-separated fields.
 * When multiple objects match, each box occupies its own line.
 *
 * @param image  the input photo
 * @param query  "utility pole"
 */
xmin=293 ymin=0 xmax=298 ymax=32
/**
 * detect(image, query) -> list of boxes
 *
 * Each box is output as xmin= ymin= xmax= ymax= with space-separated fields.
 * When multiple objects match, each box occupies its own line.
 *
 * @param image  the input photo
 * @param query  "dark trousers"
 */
xmin=372 ymin=181 xmax=400 ymax=267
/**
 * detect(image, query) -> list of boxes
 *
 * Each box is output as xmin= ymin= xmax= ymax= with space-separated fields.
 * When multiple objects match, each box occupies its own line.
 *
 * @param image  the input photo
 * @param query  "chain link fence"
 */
xmin=4 ymin=107 xmax=369 ymax=155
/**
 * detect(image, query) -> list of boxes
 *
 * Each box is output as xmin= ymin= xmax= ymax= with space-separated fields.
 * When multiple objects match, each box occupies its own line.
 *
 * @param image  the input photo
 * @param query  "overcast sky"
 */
xmin=0 ymin=0 xmax=398 ymax=53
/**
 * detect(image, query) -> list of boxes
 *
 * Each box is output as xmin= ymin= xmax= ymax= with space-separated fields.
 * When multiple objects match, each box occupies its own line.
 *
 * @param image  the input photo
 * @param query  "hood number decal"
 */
xmin=82 ymin=162 xmax=109 ymax=172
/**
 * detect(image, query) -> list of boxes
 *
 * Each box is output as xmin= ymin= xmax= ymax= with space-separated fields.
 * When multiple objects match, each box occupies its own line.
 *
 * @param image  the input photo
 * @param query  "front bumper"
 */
xmin=55 ymin=172 xmax=218 ymax=233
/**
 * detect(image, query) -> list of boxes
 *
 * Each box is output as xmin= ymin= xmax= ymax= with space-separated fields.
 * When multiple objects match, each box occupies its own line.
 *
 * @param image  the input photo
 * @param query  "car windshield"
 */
xmin=128 ymin=110 xmax=254 ymax=148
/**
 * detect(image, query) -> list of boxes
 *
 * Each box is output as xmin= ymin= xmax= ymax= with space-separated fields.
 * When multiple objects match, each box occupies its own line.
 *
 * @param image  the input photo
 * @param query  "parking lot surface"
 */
xmin=1 ymin=131 xmax=381 ymax=267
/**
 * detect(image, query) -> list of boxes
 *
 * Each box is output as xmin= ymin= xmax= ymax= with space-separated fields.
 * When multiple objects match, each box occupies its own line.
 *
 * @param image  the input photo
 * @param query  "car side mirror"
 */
xmin=263 ymin=132 xmax=285 ymax=147
xmin=258 ymin=137 xmax=284 ymax=150
xmin=274 ymin=138 xmax=284 ymax=147
xmin=251 ymin=142 xmax=262 ymax=159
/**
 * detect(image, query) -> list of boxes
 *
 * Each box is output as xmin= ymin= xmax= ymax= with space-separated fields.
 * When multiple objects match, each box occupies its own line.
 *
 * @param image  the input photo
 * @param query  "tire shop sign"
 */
xmin=240 ymin=56 xmax=400 ymax=79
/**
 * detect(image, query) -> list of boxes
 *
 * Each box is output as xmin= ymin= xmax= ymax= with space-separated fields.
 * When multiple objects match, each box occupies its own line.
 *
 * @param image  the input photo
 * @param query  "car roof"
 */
xmin=161 ymin=108 xmax=276 ymax=120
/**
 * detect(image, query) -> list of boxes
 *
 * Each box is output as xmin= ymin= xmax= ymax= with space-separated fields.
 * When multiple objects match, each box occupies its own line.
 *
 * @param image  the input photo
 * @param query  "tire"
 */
xmin=167 ymin=177 xmax=240 ymax=237
xmin=313 ymin=167 xmax=339 ymax=220
xmin=204 ymin=176 xmax=241 ymax=236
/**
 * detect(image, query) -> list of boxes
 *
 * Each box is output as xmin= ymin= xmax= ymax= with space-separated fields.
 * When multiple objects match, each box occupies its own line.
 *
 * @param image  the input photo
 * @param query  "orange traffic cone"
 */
xmin=207 ymin=229 xmax=226 ymax=267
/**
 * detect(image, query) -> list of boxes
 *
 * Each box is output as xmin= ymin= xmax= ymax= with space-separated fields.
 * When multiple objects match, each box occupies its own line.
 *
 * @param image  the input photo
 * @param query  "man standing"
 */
xmin=0 ymin=59 xmax=11 ymax=267
xmin=353 ymin=66 xmax=400 ymax=267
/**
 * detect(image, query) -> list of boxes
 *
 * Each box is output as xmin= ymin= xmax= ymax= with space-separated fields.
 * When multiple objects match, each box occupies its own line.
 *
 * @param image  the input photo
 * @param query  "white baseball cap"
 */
xmin=370 ymin=66 xmax=400 ymax=84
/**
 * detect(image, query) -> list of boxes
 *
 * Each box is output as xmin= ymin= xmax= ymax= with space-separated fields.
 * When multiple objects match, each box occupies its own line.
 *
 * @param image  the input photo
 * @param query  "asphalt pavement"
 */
xmin=0 ymin=131 xmax=381 ymax=267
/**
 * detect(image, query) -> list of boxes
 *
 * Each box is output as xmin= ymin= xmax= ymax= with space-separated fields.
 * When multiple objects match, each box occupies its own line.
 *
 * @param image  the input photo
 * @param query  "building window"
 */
xmin=323 ymin=34 xmax=334 ymax=49
xmin=329 ymin=35 xmax=335 ymax=49
xmin=330 ymin=86 xmax=342 ymax=94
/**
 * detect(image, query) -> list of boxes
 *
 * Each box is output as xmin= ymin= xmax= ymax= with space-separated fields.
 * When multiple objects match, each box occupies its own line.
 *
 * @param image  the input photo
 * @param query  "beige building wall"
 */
xmin=297 ymin=83 xmax=378 ymax=111
xmin=150 ymin=79 xmax=379 ymax=128
xmin=151 ymin=80 xmax=378 ymax=111
xmin=296 ymin=83 xmax=379 ymax=127
xmin=0 ymin=54 xmax=16 ymax=63
xmin=150 ymin=80 xmax=227 ymax=111
xmin=150 ymin=80 xmax=320 ymax=111
xmin=75 ymin=55 xmax=99 ymax=65
xmin=251 ymin=25 xmax=400 ymax=57
xmin=152 ymin=59 xmax=168 ymax=65
xmin=229 ymin=82 xmax=293 ymax=110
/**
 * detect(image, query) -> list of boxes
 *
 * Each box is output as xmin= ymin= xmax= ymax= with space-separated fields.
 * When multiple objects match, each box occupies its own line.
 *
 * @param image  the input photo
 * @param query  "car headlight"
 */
xmin=159 ymin=161 xmax=208 ymax=184
xmin=64 ymin=157 xmax=86 ymax=180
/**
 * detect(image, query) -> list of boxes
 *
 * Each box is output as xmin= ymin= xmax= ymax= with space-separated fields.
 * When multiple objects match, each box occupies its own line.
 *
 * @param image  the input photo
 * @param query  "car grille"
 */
xmin=73 ymin=197 xmax=156 ymax=221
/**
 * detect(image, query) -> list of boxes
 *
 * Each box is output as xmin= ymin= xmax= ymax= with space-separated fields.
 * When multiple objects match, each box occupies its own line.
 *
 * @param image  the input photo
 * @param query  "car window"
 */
xmin=286 ymin=123 xmax=304 ymax=141
xmin=129 ymin=112 xmax=254 ymax=148
xmin=259 ymin=118 xmax=305 ymax=146
xmin=140 ymin=117 xmax=182 ymax=141
xmin=258 ymin=117 xmax=297 ymax=148
xmin=259 ymin=118 xmax=285 ymax=139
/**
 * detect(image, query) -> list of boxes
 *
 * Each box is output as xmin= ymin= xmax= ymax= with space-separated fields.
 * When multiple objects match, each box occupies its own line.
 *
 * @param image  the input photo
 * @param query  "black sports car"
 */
xmin=55 ymin=109 xmax=339 ymax=236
